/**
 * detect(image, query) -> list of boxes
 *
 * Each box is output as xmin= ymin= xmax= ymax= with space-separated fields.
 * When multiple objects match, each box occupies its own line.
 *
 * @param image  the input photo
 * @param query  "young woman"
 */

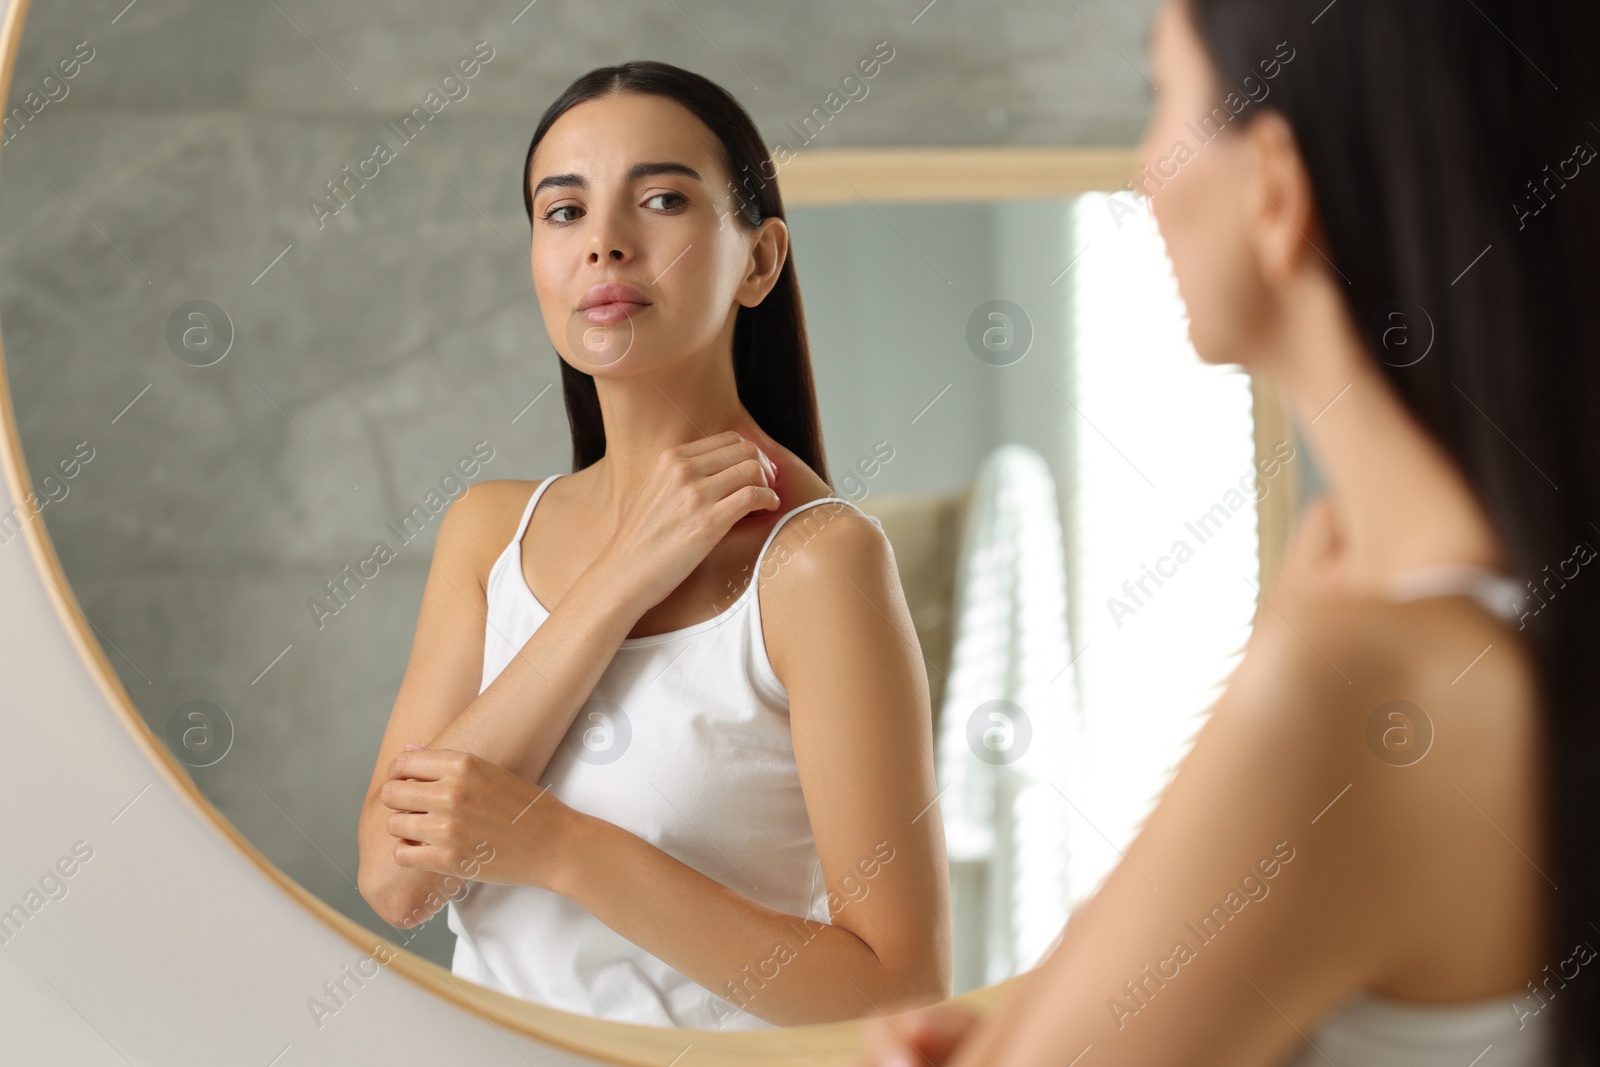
xmin=866 ymin=0 xmax=1598 ymax=1064
xmin=355 ymin=61 xmax=952 ymax=1030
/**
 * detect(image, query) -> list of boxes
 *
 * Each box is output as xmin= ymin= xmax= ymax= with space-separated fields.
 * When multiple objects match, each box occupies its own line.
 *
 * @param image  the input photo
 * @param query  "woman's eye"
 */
xmin=645 ymin=192 xmax=688 ymax=211
xmin=542 ymin=205 xmax=582 ymax=224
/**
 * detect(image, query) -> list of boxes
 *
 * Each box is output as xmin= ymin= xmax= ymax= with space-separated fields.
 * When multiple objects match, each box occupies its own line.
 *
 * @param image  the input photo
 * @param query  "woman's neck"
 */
xmin=587 ymin=352 xmax=764 ymax=527
xmin=1271 ymin=277 xmax=1506 ymax=589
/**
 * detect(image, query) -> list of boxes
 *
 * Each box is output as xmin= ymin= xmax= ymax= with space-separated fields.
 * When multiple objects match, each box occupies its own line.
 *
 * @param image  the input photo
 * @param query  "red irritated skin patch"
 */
xmin=736 ymin=428 xmax=778 ymax=489
xmin=758 ymin=445 xmax=779 ymax=492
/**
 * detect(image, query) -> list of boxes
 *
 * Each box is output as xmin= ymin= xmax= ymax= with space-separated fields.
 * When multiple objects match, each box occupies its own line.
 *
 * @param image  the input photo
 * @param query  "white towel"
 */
xmin=934 ymin=444 xmax=1079 ymax=987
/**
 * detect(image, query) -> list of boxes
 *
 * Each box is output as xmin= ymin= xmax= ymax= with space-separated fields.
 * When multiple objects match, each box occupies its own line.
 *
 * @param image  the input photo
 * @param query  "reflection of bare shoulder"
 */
xmin=439 ymin=478 xmax=544 ymax=591
xmin=762 ymin=497 xmax=887 ymax=585
xmin=758 ymin=498 xmax=898 ymax=680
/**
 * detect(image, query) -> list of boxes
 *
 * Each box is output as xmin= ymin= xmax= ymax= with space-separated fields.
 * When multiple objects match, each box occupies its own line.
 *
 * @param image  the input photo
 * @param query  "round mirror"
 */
xmin=0 ymin=0 xmax=1302 ymax=1059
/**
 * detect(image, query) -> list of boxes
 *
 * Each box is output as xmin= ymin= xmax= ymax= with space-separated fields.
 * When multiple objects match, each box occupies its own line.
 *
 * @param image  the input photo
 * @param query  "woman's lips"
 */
xmin=577 ymin=281 xmax=650 ymax=325
xmin=581 ymin=301 xmax=650 ymax=325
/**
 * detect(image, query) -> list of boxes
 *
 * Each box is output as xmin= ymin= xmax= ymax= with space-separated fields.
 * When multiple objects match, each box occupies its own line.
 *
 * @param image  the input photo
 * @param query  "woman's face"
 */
xmin=526 ymin=92 xmax=784 ymax=376
xmin=1139 ymin=0 xmax=1274 ymax=366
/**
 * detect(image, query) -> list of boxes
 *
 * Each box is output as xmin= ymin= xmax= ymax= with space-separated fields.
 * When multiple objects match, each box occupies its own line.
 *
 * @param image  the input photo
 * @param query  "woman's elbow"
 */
xmin=357 ymin=831 xmax=433 ymax=929
xmin=877 ymin=952 xmax=953 ymax=1013
xmin=358 ymin=863 xmax=437 ymax=930
xmin=356 ymin=856 xmax=401 ymax=926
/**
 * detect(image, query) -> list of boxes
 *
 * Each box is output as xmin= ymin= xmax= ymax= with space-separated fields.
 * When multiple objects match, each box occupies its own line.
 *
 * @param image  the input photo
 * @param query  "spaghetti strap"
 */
xmin=1385 ymin=563 xmax=1525 ymax=625
xmin=752 ymin=496 xmax=881 ymax=576
xmin=512 ymin=473 xmax=563 ymax=546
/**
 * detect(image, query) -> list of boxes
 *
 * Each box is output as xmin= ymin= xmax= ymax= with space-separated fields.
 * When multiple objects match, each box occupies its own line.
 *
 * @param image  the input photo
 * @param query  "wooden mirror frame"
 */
xmin=0 ymin=1 xmax=1296 ymax=1059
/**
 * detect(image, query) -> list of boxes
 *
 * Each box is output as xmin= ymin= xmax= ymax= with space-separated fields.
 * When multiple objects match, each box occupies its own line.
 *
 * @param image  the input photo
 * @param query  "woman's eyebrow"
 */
xmin=531 ymin=172 xmax=584 ymax=199
xmin=531 ymin=161 xmax=703 ymax=200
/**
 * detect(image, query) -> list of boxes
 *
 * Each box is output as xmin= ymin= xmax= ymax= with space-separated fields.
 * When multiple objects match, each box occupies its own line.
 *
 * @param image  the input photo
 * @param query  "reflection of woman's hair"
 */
xmin=1187 ymin=0 xmax=1600 ymax=1058
xmin=522 ymin=60 xmax=830 ymax=485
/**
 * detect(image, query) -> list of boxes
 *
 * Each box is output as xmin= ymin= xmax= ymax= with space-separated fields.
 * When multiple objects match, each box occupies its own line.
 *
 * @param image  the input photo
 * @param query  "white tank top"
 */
xmin=446 ymin=473 xmax=881 ymax=1029
xmin=1285 ymin=564 xmax=1552 ymax=1066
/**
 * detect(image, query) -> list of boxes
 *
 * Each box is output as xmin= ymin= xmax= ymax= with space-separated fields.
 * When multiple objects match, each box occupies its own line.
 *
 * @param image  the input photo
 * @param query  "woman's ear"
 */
xmin=736 ymin=216 xmax=789 ymax=308
xmin=1241 ymin=110 xmax=1326 ymax=287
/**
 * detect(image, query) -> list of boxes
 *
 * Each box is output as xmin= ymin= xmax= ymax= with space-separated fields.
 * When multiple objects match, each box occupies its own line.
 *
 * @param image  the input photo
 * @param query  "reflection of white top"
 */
xmin=447 ymin=473 xmax=877 ymax=1029
xmin=1284 ymin=564 xmax=1550 ymax=1067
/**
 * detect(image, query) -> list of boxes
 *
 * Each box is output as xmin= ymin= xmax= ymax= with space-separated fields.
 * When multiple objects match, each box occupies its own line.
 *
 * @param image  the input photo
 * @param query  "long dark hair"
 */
xmin=520 ymin=60 xmax=830 ymax=485
xmin=1186 ymin=0 xmax=1600 ymax=1060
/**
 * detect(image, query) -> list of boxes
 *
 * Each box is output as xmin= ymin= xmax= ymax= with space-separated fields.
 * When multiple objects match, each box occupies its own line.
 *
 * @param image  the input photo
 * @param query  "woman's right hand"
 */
xmin=592 ymin=429 xmax=781 ymax=618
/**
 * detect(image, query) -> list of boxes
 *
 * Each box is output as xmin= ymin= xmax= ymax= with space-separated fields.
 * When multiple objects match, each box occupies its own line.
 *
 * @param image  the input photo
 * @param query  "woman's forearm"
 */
xmin=549 ymin=809 xmax=944 ymax=1027
xmin=423 ymin=562 xmax=641 ymax=781
xmin=364 ymin=564 xmax=642 ymax=928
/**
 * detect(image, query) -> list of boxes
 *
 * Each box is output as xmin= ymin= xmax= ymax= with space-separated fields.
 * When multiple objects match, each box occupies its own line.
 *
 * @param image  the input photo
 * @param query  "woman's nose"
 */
xmin=586 ymin=212 xmax=634 ymax=264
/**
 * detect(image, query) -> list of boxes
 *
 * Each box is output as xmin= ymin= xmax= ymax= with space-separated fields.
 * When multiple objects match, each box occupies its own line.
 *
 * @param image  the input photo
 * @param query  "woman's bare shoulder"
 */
xmin=1237 ymin=583 xmax=1540 ymax=774
xmin=1248 ymin=494 xmax=1539 ymax=757
xmin=1209 ymin=582 xmax=1545 ymax=988
xmin=751 ymin=460 xmax=902 ymax=677
xmin=763 ymin=483 xmax=888 ymax=582
xmin=433 ymin=478 xmax=550 ymax=586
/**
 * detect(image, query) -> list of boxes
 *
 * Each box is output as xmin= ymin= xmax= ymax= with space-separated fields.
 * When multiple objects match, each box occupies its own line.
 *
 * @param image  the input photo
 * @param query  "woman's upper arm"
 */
xmin=762 ymin=505 xmax=953 ymax=1003
xmin=970 ymin=603 xmax=1414 ymax=1067
xmin=359 ymin=481 xmax=511 ymax=812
